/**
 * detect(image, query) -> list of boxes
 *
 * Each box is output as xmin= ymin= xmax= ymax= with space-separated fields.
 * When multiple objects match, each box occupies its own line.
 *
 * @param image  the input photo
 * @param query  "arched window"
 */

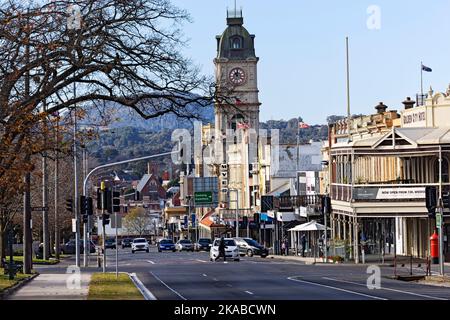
xmin=230 ymin=37 xmax=242 ymax=49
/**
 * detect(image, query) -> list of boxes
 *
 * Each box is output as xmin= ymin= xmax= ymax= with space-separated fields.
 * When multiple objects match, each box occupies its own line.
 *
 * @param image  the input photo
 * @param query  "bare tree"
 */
xmin=123 ymin=207 xmax=151 ymax=237
xmin=0 ymin=0 xmax=218 ymax=257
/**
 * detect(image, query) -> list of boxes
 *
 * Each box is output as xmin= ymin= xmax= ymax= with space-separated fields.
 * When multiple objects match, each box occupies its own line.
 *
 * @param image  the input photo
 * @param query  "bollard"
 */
xmin=410 ymin=255 xmax=413 ymax=276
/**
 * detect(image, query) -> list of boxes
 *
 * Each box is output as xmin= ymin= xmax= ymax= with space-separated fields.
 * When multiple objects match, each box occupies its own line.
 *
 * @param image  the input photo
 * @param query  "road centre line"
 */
xmin=147 ymin=260 xmax=155 ymax=264
xmin=245 ymin=290 xmax=254 ymax=295
xmin=195 ymin=259 xmax=208 ymax=263
xmin=322 ymin=277 xmax=448 ymax=300
xmin=287 ymin=276 xmax=387 ymax=300
xmin=150 ymin=271 xmax=187 ymax=301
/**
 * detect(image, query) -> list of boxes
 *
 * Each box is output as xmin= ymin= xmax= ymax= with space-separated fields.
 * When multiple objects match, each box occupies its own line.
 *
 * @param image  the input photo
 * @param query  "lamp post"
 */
xmin=67 ymin=3 xmax=82 ymax=268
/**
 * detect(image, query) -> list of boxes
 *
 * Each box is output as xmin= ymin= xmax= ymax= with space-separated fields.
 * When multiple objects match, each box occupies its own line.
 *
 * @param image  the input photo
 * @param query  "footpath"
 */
xmin=6 ymin=257 xmax=95 ymax=300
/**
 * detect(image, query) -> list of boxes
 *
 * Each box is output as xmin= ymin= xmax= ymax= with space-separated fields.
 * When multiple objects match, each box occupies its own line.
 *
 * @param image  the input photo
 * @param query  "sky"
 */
xmin=170 ymin=0 xmax=450 ymax=124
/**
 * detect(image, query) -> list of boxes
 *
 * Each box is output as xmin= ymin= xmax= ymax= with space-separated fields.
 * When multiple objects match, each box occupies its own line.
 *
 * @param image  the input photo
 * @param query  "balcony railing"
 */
xmin=278 ymin=195 xmax=324 ymax=211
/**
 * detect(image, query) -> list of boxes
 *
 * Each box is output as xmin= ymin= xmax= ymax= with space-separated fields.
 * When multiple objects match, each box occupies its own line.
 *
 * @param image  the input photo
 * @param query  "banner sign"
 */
xmin=353 ymin=187 xmax=426 ymax=200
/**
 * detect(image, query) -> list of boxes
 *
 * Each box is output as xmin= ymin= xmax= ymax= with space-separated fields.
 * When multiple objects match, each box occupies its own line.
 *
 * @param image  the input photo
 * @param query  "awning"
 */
xmin=199 ymin=210 xmax=225 ymax=229
xmin=288 ymin=220 xmax=330 ymax=232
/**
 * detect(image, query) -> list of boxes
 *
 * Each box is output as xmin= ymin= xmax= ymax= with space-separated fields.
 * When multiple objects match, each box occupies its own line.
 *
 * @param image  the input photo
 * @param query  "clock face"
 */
xmin=229 ymin=68 xmax=246 ymax=85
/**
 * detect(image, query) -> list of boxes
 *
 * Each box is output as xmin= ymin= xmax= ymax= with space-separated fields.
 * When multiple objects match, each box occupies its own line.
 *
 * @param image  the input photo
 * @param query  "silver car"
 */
xmin=175 ymin=239 xmax=194 ymax=252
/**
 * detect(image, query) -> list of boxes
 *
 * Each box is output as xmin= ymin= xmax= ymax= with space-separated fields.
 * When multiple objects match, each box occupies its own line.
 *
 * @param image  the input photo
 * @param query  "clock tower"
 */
xmin=214 ymin=8 xmax=261 ymax=137
xmin=213 ymin=8 xmax=261 ymax=212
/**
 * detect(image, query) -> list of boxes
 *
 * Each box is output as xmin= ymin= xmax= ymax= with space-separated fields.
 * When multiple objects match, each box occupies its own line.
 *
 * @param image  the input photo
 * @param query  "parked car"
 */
xmin=175 ymin=239 xmax=194 ymax=252
xmin=105 ymin=239 xmax=116 ymax=249
xmin=195 ymin=238 xmax=212 ymax=252
xmin=234 ymin=237 xmax=268 ymax=257
xmin=132 ymin=238 xmax=149 ymax=253
xmin=121 ymin=238 xmax=133 ymax=249
xmin=60 ymin=240 xmax=96 ymax=255
xmin=158 ymin=239 xmax=176 ymax=252
xmin=210 ymin=238 xmax=240 ymax=261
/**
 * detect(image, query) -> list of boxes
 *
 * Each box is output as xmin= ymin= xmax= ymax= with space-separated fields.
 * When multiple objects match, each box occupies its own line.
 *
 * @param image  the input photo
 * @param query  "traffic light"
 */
xmin=443 ymin=192 xmax=450 ymax=210
xmin=243 ymin=216 xmax=248 ymax=227
xmin=65 ymin=199 xmax=73 ymax=212
xmin=322 ymin=196 xmax=332 ymax=214
xmin=80 ymin=195 xmax=87 ymax=216
xmin=425 ymin=186 xmax=437 ymax=218
xmin=96 ymin=188 xmax=102 ymax=210
xmin=102 ymin=213 xmax=110 ymax=226
xmin=113 ymin=191 xmax=120 ymax=213
xmin=104 ymin=189 xmax=112 ymax=214
xmin=253 ymin=213 xmax=260 ymax=224
xmin=86 ymin=197 xmax=93 ymax=216
xmin=82 ymin=215 xmax=88 ymax=224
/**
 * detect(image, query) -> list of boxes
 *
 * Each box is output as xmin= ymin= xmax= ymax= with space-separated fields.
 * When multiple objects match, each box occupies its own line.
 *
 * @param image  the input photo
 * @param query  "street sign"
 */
xmin=437 ymin=213 xmax=442 ymax=228
xmin=111 ymin=214 xmax=122 ymax=229
xmin=31 ymin=206 xmax=49 ymax=212
xmin=194 ymin=191 xmax=213 ymax=204
xmin=72 ymin=219 xmax=77 ymax=233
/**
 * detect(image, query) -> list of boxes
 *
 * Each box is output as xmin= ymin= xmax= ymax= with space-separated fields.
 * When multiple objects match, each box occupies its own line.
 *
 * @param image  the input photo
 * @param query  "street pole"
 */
xmin=101 ymin=182 xmax=106 ymax=273
xmin=73 ymin=82 xmax=80 ymax=268
xmin=42 ymin=101 xmax=49 ymax=260
xmin=54 ymin=114 xmax=60 ymax=260
xmin=23 ymin=19 xmax=32 ymax=274
xmin=324 ymin=195 xmax=328 ymax=263
xmin=438 ymin=147 xmax=444 ymax=276
xmin=83 ymin=148 xmax=88 ymax=267
xmin=115 ymin=187 xmax=118 ymax=279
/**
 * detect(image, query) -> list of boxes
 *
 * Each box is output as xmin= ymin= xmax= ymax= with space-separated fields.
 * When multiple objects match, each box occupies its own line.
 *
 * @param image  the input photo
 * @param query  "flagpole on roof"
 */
xmin=346 ymin=37 xmax=351 ymax=141
xmin=420 ymin=61 xmax=423 ymax=98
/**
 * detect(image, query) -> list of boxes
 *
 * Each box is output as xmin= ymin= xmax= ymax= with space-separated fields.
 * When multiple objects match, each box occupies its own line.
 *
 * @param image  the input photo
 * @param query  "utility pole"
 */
xmin=438 ymin=147 xmax=445 ymax=276
xmin=23 ymin=13 xmax=32 ymax=274
xmin=42 ymin=102 xmax=49 ymax=260
xmin=54 ymin=114 xmax=60 ymax=260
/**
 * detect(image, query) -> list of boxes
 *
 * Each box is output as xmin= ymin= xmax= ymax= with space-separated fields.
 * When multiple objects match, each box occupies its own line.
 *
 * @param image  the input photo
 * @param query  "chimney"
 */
xmin=402 ymin=97 xmax=416 ymax=109
xmin=375 ymin=102 xmax=388 ymax=114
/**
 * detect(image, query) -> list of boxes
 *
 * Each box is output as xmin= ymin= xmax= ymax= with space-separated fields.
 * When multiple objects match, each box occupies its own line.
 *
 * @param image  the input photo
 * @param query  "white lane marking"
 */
xmin=212 ymin=278 xmax=219 ymax=281
xmin=323 ymin=277 xmax=448 ymax=301
xmin=150 ymin=271 xmax=187 ymax=301
xmin=202 ymin=274 xmax=207 ymax=277
xmin=147 ymin=260 xmax=155 ymax=265
xmin=226 ymin=284 xmax=233 ymax=287
xmin=129 ymin=273 xmax=157 ymax=300
xmin=245 ymin=290 xmax=254 ymax=295
xmin=195 ymin=259 xmax=208 ymax=263
xmin=287 ymin=276 xmax=387 ymax=300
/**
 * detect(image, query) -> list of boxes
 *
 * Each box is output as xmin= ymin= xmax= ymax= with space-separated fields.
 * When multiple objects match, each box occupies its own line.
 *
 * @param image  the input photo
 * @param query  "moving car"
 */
xmin=132 ymin=238 xmax=149 ymax=253
xmin=158 ymin=239 xmax=176 ymax=252
xmin=209 ymin=238 xmax=240 ymax=262
xmin=121 ymin=238 xmax=133 ymax=249
xmin=104 ymin=239 xmax=116 ymax=249
xmin=175 ymin=239 xmax=194 ymax=252
xmin=195 ymin=238 xmax=212 ymax=251
xmin=234 ymin=237 xmax=268 ymax=257
xmin=60 ymin=240 xmax=96 ymax=255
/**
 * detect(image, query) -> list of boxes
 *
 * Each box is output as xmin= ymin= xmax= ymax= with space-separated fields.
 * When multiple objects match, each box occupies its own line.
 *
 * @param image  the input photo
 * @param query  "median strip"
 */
xmin=88 ymin=273 xmax=144 ymax=300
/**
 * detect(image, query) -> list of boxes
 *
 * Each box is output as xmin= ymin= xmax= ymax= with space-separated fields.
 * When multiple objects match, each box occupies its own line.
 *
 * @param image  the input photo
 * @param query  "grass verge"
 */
xmin=0 ymin=268 xmax=34 ymax=293
xmin=88 ymin=273 xmax=144 ymax=300
xmin=10 ymin=256 xmax=59 ymax=265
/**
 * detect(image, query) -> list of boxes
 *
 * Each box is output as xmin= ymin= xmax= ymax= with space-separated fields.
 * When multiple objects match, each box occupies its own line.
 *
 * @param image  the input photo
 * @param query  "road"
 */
xmin=95 ymin=246 xmax=450 ymax=300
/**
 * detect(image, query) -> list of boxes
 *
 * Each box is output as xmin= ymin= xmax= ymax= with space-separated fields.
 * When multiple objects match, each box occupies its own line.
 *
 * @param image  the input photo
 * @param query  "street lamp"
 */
xmin=67 ymin=3 xmax=82 ymax=268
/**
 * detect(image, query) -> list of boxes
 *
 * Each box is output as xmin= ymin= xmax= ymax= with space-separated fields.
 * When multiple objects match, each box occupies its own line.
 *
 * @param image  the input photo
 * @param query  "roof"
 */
xmin=136 ymin=174 xmax=152 ymax=193
xmin=216 ymin=12 xmax=256 ymax=60
xmin=332 ymin=127 xmax=450 ymax=150
xmin=267 ymin=182 xmax=290 ymax=196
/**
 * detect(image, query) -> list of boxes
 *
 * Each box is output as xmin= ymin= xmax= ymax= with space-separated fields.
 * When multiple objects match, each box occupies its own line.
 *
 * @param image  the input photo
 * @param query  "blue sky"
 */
xmin=170 ymin=0 xmax=450 ymax=124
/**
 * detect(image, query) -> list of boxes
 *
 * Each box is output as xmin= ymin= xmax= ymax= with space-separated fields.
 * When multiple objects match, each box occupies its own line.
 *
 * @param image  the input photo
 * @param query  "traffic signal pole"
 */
xmin=81 ymin=150 xmax=178 ymax=267
xmin=438 ymin=147 xmax=445 ymax=276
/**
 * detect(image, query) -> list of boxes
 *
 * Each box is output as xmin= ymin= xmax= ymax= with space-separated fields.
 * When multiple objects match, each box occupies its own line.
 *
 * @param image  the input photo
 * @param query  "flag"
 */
xmin=422 ymin=64 xmax=432 ymax=72
xmin=298 ymin=122 xmax=310 ymax=129
xmin=237 ymin=122 xmax=250 ymax=129
xmin=235 ymin=98 xmax=242 ymax=105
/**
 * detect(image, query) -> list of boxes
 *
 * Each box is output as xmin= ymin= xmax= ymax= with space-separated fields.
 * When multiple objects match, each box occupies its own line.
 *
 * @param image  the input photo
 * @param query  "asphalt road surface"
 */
xmin=98 ymin=246 xmax=450 ymax=300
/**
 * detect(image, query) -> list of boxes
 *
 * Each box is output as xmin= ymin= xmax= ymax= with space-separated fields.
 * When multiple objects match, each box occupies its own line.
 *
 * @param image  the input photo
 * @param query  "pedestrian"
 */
xmin=285 ymin=238 xmax=289 ymax=256
xmin=281 ymin=239 xmax=286 ymax=256
xmin=301 ymin=234 xmax=306 ymax=257
xmin=215 ymin=237 xmax=227 ymax=262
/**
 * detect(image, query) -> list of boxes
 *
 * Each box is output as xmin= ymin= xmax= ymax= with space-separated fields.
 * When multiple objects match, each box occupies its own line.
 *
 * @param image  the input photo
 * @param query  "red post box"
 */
xmin=430 ymin=231 xmax=439 ymax=264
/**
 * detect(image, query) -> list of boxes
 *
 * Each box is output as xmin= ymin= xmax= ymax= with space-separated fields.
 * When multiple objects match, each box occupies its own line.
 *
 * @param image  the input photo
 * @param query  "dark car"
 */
xmin=121 ymin=238 xmax=133 ymax=249
xmin=105 ymin=239 xmax=116 ymax=249
xmin=60 ymin=240 xmax=96 ymax=255
xmin=195 ymin=238 xmax=212 ymax=252
xmin=158 ymin=239 xmax=176 ymax=252
xmin=234 ymin=238 xmax=269 ymax=257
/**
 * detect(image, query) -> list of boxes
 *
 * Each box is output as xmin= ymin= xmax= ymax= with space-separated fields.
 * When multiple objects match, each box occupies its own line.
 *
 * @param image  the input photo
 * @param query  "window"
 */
xmin=231 ymin=37 xmax=242 ymax=49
